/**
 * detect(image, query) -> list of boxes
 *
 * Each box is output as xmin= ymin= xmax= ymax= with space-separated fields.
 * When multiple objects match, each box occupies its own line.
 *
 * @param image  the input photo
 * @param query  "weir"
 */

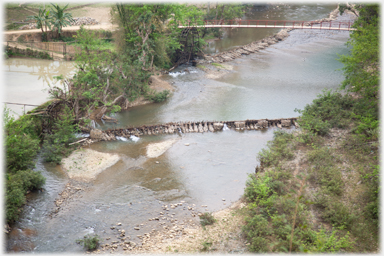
xmin=83 ymin=117 xmax=299 ymax=143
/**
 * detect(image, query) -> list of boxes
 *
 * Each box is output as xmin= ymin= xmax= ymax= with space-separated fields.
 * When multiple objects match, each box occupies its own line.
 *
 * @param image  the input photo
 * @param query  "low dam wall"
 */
xmin=82 ymin=117 xmax=299 ymax=144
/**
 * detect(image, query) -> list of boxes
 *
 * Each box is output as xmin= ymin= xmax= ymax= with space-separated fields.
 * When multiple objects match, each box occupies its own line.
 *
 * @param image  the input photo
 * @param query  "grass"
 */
xmin=242 ymin=91 xmax=379 ymax=253
xmin=76 ymin=234 xmax=101 ymax=251
xmin=199 ymin=212 xmax=216 ymax=227
xmin=5 ymin=22 xmax=24 ymax=30
xmin=211 ymin=62 xmax=226 ymax=69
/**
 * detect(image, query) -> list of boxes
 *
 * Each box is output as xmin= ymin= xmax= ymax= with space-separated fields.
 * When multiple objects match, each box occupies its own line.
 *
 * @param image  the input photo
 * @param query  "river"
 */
xmin=5 ymin=4 xmax=354 ymax=253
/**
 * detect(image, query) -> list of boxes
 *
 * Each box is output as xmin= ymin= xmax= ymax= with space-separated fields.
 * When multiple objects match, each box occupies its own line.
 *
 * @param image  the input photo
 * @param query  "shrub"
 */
xmin=303 ymin=227 xmax=355 ymax=252
xmin=244 ymin=174 xmax=273 ymax=203
xmin=243 ymin=214 xmax=272 ymax=252
xmin=6 ymin=170 xmax=46 ymax=223
xmin=42 ymin=105 xmax=79 ymax=164
xmin=145 ymin=90 xmax=170 ymax=103
xmin=199 ymin=212 xmax=216 ymax=227
xmin=295 ymin=90 xmax=355 ymax=135
xmin=76 ymin=234 xmax=101 ymax=251
xmin=257 ymin=130 xmax=295 ymax=168
xmin=201 ymin=240 xmax=213 ymax=251
xmin=4 ymin=107 xmax=41 ymax=173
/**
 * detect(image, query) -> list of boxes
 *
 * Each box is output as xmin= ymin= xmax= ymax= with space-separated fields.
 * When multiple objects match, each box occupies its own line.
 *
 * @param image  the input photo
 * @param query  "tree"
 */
xmin=338 ymin=4 xmax=379 ymax=100
xmin=3 ymin=107 xmax=46 ymax=224
xmin=50 ymin=27 xmax=151 ymax=120
xmin=4 ymin=107 xmax=40 ymax=173
xmin=42 ymin=105 xmax=79 ymax=164
xmin=113 ymin=3 xmax=206 ymax=69
xmin=27 ymin=8 xmax=52 ymax=41
xmin=50 ymin=3 xmax=74 ymax=38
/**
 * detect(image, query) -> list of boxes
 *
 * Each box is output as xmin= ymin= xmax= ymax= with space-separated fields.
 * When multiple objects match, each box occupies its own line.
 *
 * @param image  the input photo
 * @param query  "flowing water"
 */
xmin=5 ymin=4 xmax=355 ymax=253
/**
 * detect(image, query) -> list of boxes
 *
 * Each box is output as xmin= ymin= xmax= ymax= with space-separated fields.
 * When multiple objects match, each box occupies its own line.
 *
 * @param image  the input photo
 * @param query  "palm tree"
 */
xmin=50 ymin=3 xmax=74 ymax=38
xmin=27 ymin=8 xmax=52 ymax=41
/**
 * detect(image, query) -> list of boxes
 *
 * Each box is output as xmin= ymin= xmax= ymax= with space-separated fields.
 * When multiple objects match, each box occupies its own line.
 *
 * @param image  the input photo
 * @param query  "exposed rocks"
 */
xmin=213 ymin=122 xmax=224 ymax=131
xmin=49 ymin=181 xmax=88 ymax=217
xmin=199 ymin=29 xmax=291 ymax=64
xmin=90 ymin=129 xmax=103 ymax=140
xmin=234 ymin=121 xmax=246 ymax=130
xmin=281 ymin=119 xmax=292 ymax=127
xmin=96 ymin=200 xmax=248 ymax=254
xmin=70 ymin=17 xmax=99 ymax=26
xmin=275 ymin=29 xmax=289 ymax=40
xmin=19 ymin=23 xmax=37 ymax=30
xmin=78 ymin=118 xmax=298 ymax=147
xmin=18 ymin=17 xmax=99 ymax=30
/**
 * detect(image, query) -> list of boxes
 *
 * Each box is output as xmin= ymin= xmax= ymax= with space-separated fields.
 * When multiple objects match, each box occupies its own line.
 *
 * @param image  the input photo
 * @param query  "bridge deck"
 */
xmin=178 ymin=19 xmax=356 ymax=31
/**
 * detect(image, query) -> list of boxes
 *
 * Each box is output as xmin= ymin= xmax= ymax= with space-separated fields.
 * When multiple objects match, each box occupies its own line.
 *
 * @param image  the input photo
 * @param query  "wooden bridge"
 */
xmin=178 ymin=19 xmax=356 ymax=31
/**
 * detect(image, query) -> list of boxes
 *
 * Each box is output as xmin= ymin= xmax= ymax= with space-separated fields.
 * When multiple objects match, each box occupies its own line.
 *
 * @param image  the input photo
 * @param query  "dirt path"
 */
xmin=4 ymin=23 xmax=118 ymax=36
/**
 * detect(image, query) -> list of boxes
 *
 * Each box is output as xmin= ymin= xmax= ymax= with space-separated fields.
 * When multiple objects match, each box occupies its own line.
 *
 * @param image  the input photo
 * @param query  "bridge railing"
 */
xmin=180 ymin=19 xmax=354 ymax=31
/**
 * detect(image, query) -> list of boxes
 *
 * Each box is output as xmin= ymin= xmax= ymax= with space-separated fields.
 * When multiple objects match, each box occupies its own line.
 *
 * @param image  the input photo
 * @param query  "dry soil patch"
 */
xmin=61 ymin=148 xmax=120 ymax=181
xmin=146 ymin=138 xmax=179 ymax=158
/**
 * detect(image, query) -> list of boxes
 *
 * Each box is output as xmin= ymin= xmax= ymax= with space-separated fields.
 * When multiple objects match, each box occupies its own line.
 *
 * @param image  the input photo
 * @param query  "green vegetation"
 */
xmin=4 ymin=102 xmax=80 ymax=223
xmin=242 ymin=4 xmax=379 ymax=253
xmin=145 ymin=90 xmax=170 ymax=103
xmin=201 ymin=240 xmax=214 ymax=251
xmin=76 ymin=234 xmax=101 ymax=251
xmin=3 ymin=107 xmax=46 ymax=223
xmin=5 ymin=46 xmax=52 ymax=60
xmin=26 ymin=7 xmax=52 ymax=41
xmin=113 ymin=3 xmax=204 ymax=69
xmin=50 ymin=3 xmax=74 ymax=38
xmin=211 ymin=63 xmax=226 ymax=69
xmin=5 ymin=23 xmax=24 ymax=30
xmin=201 ymin=3 xmax=247 ymax=39
xmin=199 ymin=212 xmax=217 ymax=227
xmin=41 ymin=105 xmax=79 ymax=164
xmin=24 ymin=4 xmax=74 ymax=40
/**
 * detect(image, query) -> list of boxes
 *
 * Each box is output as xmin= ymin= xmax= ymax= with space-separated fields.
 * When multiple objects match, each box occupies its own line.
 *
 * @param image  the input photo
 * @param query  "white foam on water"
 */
xmin=169 ymin=71 xmax=186 ymax=77
xmin=130 ymin=135 xmax=140 ymax=142
xmin=75 ymin=133 xmax=90 ymax=138
xmin=116 ymin=136 xmax=129 ymax=141
xmin=223 ymin=124 xmax=229 ymax=131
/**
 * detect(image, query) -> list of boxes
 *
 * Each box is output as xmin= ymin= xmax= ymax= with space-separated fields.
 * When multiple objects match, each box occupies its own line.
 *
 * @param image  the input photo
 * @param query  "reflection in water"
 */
xmin=205 ymin=3 xmax=337 ymax=53
xmin=3 ymin=58 xmax=75 ymax=116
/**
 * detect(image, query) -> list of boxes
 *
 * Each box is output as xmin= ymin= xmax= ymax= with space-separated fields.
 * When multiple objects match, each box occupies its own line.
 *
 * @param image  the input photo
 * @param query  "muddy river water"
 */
xmin=5 ymin=4 xmax=355 ymax=253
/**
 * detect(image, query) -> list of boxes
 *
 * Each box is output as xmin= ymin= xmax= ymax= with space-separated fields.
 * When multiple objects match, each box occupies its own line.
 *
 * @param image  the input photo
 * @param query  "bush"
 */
xmin=243 ymin=214 xmax=272 ymax=252
xmin=303 ymin=227 xmax=355 ymax=252
xmin=4 ymin=107 xmax=41 ymax=173
xmin=199 ymin=212 xmax=216 ymax=227
xmin=257 ymin=130 xmax=295 ymax=168
xmin=244 ymin=174 xmax=273 ymax=203
xmin=145 ymin=90 xmax=170 ymax=103
xmin=295 ymin=90 xmax=355 ymax=135
xmin=42 ymin=105 xmax=79 ymax=164
xmin=6 ymin=170 xmax=46 ymax=223
xmin=76 ymin=234 xmax=101 ymax=251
